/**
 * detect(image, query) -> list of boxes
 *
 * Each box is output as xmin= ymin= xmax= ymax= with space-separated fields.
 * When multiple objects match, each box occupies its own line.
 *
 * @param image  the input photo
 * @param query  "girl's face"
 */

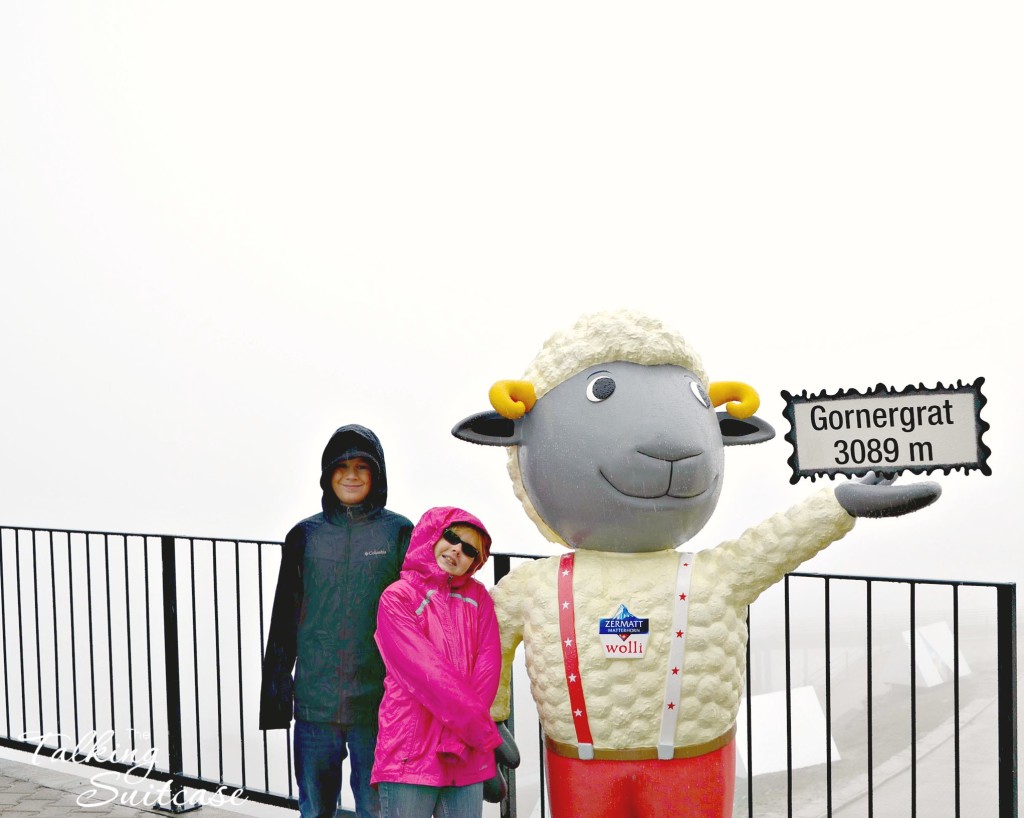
xmin=433 ymin=525 xmax=484 ymax=577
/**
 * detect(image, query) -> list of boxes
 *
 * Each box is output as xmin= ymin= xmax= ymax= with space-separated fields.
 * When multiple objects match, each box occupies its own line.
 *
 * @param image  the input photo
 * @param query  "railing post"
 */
xmin=996 ymin=583 xmax=1017 ymax=818
xmin=493 ymin=554 xmax=512 ymax=585
xmin=160 ymin=536 xmax=199 ymax=813
xmin=492 ymin=553 xmax=517 ymax=818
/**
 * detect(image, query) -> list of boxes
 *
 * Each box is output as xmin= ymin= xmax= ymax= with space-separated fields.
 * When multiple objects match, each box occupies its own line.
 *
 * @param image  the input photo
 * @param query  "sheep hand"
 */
xmin=835 ymin=472 xmax=941 ymax=518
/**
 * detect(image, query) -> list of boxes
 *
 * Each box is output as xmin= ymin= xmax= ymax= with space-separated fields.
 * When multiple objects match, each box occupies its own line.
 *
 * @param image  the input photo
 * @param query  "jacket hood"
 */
xmin=402 ymin=506 xmax=492 ymax=588
xmin=320 ymin=424 xmax=388 ymax=515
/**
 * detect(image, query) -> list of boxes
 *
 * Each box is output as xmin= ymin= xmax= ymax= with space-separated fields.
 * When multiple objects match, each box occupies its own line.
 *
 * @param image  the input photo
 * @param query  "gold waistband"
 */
xmin=544 ymin=724 xmax=737 ymax=762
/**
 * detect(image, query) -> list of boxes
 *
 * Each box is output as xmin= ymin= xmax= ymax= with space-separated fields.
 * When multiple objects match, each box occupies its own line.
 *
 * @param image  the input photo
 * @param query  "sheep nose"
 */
xmin=636 ymin=445 xmax=702 ymax=463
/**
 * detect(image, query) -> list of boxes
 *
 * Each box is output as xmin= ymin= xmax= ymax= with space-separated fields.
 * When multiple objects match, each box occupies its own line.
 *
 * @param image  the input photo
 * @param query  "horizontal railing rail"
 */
xmin=0 ymin=528 xmax=1016 ymax=817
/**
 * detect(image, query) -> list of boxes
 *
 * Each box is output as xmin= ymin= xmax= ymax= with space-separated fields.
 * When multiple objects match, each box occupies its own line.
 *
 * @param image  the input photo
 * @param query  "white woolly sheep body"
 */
xmin=490 ymin=487 xmax=854 ymax=747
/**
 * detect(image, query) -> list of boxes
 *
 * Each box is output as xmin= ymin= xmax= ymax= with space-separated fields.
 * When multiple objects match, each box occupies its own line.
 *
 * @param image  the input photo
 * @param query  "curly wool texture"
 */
xmin=524 ymin=310 xmax=709 ymax=399
xmin=490 ymin=487 xmax=856 ymax=748
xmin=506 ymin=309 xmax=711 ymax=546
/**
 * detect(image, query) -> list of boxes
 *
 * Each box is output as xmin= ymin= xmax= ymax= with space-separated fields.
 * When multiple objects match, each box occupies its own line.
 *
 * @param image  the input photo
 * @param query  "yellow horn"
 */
xmin=489 ymin=380 xmax=537 ymax=420
xmin=708 ymin=381 xmax=760 ymax=419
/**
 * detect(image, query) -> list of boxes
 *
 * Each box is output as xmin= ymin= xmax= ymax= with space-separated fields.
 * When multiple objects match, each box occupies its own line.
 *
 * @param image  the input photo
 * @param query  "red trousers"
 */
xmin=545 ymin=740 xmax=735 ymax=818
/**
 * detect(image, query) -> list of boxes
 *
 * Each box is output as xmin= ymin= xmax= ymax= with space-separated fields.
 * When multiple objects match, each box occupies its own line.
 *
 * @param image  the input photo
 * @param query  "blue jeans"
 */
xmin=294 ymin=720 xmax=380 ymax=818
xmin=378 ymin=782 xmax=483 ymax=818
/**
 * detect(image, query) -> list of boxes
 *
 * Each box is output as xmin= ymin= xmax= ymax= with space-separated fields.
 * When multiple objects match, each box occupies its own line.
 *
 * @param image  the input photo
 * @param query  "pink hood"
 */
xmin=399 ymin=506 xmax=491 ymax=588
xmin=372 ymin=507 xmax=503 ymax=788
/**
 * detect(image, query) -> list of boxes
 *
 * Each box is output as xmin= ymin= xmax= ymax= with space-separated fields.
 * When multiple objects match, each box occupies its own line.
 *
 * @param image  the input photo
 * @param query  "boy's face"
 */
xmin=331 ymin=457 xmax=373 ymax=506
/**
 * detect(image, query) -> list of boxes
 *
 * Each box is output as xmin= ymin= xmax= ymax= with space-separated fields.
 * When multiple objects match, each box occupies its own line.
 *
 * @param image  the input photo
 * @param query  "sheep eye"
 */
xmin=690 ymin=380 xmax=711 ymax=408
xmin=586 ymin=375 xmax=616 ymax=403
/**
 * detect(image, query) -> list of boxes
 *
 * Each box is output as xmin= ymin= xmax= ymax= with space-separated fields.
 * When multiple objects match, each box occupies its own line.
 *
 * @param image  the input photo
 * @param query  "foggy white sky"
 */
xmin=1 ymin=4 xmax=1020 ymax=582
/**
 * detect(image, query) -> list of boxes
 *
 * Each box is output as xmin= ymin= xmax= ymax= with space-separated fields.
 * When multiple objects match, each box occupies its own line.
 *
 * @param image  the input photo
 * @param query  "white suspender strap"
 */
xmin=657 ymin=552 xmax=695 ymax=760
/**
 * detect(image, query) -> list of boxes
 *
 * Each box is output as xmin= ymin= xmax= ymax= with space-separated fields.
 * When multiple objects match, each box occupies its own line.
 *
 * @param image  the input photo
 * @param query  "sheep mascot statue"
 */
xmin=452 ymin=309 xmax=941 ymax=818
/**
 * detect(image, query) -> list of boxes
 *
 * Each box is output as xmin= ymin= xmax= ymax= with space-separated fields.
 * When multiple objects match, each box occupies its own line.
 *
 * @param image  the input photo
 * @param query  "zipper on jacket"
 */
xmin=337 ymin=517 xmax=353 ymax=723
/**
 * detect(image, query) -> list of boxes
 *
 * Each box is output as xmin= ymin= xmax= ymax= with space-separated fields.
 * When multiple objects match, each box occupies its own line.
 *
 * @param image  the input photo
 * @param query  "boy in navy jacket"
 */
xmin=260 ymin=424 xmax=412 ymax=818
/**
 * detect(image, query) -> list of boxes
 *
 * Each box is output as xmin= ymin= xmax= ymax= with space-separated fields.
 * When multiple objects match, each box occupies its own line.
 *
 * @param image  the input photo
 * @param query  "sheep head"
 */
xmin=453 ymin=310 xmax=775 ymax=553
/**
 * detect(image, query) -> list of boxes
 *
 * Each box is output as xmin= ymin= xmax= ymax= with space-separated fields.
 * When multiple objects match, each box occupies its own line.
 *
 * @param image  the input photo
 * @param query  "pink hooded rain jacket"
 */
xmin=371 ymin=506 xmax=502 ymax=789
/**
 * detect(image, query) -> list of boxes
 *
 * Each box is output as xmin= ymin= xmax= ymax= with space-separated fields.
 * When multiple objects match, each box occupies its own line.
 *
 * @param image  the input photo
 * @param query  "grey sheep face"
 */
xmin=518 ymin=362 xmax=725 ymax=553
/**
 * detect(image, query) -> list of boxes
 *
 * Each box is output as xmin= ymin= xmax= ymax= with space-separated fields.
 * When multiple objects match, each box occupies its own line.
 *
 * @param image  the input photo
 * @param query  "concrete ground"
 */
xmin=0 ymin=753 xmax=247 ymax=817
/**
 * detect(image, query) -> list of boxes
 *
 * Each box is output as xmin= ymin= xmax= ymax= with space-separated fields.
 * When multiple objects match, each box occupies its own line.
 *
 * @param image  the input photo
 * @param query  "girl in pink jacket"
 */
xmin=372 ymin=506 xmax=503 ymax=818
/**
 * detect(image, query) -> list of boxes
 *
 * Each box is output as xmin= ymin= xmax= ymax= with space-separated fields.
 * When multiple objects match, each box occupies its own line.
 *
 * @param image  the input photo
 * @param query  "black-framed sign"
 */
xmin=781 ymin=378 xmax=990 ymax=483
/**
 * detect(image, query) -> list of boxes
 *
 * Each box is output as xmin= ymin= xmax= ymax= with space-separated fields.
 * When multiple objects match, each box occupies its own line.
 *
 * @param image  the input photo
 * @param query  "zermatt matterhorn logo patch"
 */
xmin=599 ymin=604 xmax=649 ymax=659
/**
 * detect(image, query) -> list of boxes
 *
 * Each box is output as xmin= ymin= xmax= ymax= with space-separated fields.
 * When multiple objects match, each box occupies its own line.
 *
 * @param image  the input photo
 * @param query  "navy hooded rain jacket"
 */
xmin=259 ymin=425 xmax=413 ymax=729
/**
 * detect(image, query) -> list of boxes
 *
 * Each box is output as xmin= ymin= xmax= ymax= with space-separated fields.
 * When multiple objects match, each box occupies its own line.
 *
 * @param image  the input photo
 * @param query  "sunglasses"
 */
xmin=441 ymin=528 xmax=480 ymax=561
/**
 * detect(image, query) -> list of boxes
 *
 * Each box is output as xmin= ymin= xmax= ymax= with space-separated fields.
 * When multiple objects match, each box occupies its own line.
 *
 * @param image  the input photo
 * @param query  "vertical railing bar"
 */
xmin=257 ymin=543 xmax=270 ymax=792
xmin=234 ymin=541 xmax=247 ymax=787
xmin=32 ymin=530 xmax=44 ymax=735
xmin=1 ymin=528 xmax=12 ymax=738
xmin=506 ymin=649 xmax=518 ymax=818
xmin=909 ymin=582 xmax=917 ymax=818
xmin=281 ymin=556 xmax=293 ymax=791
xmin=67 ymin=533 xmax=81 ymax=748
xmin=49 ymin=533 xmax=62 ymax=746
xmin=160 ymin=535 xmax=188 ymax=810
xmin=492 ymin=552 xmax=515 ymax=818
xmin=104 ymin=534 xmax=116 ymax=740
xmin=212 ymin=541 xmax=225 ymax=780
xmin=745 ymin=607 xmax=754 ymax=818
xmin=824 ymin=577 xmax=833 ymax=816
xmin=996 ymin=584 xmax=1018 ymax=818
xmin=15 ymin=531 xmax=27 ymax=735
xmin=144 ymin=538 xmax=156 ymax=750
xmin=86 ymin=534 xmax=98 ymax=731
xmin=286 ymin=724 xmax=294 ymax=799
xmin=952 ymin=584 xmax=961 ymax=818
xmin=190 ymin=539 xmax=202 ymax=777
xmin=539 ymin=725 xmax=546 ymax=818
xmin=124 ymin=536 xmax=136 ymax=753
xmin=866 ymin=579 xmax=874 ymax=818
xmin=784 ymin=574 xmax=793 ymax=818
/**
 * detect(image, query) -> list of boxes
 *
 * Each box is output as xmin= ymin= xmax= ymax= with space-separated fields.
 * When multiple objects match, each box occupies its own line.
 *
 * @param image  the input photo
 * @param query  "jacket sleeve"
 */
xmin=375 ymin=586 xmax=502 ymax=752
xmin=472 ymin=591 xmax=502 ymax=712
xmin=396 ymin=522 xmax=413 ymax=565
xmin=259 ymin=527 xmax=304 ymax=730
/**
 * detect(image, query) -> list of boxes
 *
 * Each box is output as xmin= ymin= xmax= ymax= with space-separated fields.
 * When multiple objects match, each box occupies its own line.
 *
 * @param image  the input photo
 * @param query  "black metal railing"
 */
xmin=0 ymin=527 xmax=1016 ymax=817
xmin=767 ymin=572 xmax=1017 ymax=818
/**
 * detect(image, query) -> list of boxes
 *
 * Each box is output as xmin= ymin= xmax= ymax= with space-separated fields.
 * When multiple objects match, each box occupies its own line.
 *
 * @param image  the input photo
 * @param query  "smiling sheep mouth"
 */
xmin=598 ymin=467 xmax=718 ymax=500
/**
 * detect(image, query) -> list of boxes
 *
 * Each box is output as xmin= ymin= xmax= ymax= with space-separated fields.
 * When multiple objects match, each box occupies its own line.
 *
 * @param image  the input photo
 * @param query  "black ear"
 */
xmin=718 ymin=412 xmax=775 ymax=446
xmin=452 ymin=411 xmax=523 ymax=446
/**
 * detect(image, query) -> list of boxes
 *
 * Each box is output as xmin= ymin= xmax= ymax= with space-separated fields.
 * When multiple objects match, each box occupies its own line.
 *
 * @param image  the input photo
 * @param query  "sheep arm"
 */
xmin=489 ymin=564 xmax=531 ymax=721
xmin=701 ymin=486 xmax=856 ymax=609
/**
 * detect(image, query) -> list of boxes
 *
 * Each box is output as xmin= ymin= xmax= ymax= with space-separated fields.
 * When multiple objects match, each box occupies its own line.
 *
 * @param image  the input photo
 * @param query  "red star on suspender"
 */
xmin=678 ymin=592 xmax=687 ymax=601
xmin=675 ymin=630 xmax=684 ymax=638
xmin=671 ymin=667 xmax=680 ymax=675
xmin=667 ymin=702 xmax=676 ymax=710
